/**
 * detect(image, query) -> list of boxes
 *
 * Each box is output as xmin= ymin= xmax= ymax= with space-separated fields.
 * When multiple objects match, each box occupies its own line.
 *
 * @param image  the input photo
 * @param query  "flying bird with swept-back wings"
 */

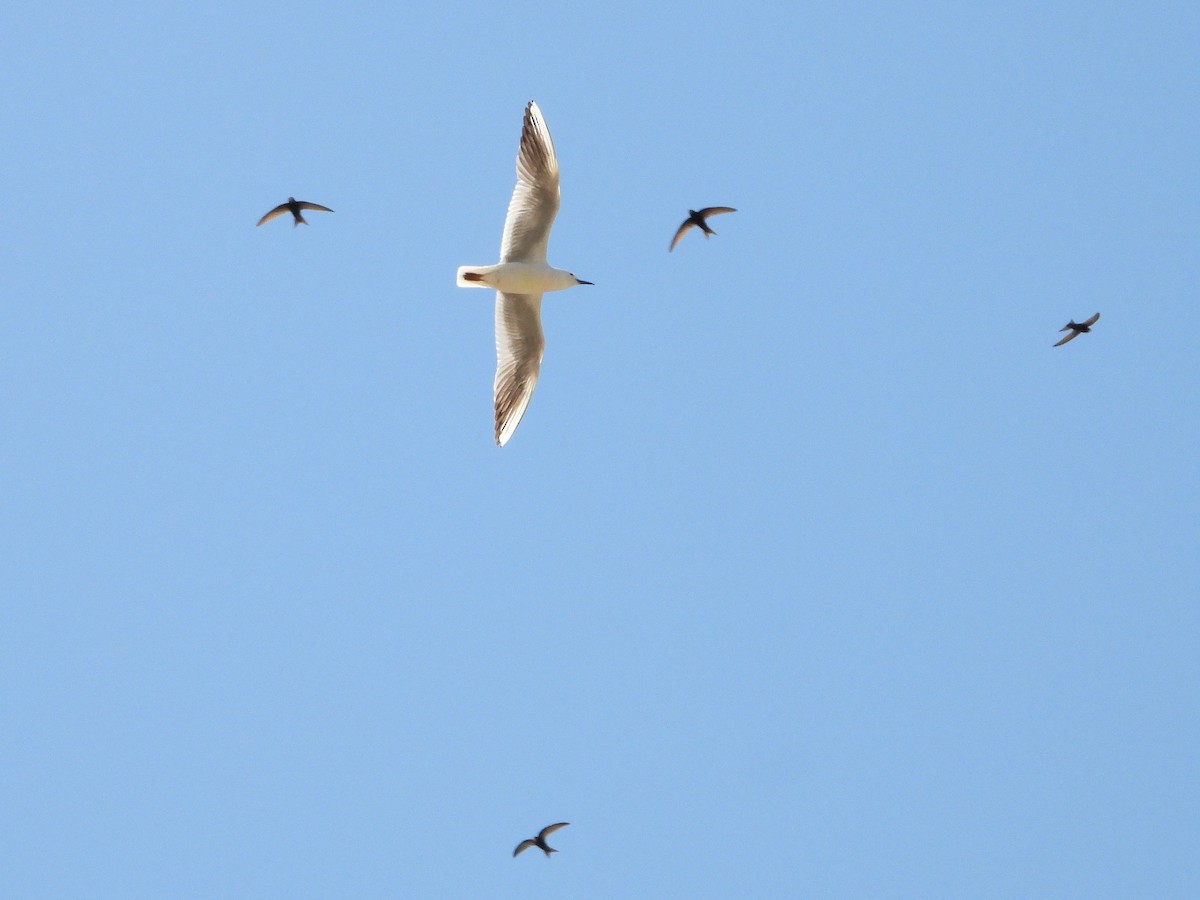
xmin=669 ymin=206 xmax=737 ymax=251
xmin=513 ymin=822 xmax=570 ymax=858
xmin=1054 ymin=312 xmax=1100 ymax=346
xmin=256 ymin=197 xmax=334 ymax=227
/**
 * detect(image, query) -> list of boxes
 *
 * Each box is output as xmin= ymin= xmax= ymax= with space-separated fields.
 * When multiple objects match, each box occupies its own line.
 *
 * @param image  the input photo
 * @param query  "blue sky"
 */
xmin=1 ymin=1 xmax=1197 ymax=896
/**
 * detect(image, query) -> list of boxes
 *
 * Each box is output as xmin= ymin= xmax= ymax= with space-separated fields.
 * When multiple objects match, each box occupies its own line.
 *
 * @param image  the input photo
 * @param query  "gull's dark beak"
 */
xmin=576 ymin=278 xmax=593 ymax=285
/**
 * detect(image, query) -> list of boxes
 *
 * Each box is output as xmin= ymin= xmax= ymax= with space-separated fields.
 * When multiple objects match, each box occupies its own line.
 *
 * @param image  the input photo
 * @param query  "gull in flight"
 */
xmin=256 ymin=197 xmax=335 ymax=227
xmin=669 ymin=206 xmax=737 ymax=251
xmin=1054 ymin=312 xmax=1100 ymax=346
xmin=513 ymin=822 xmax=570 ymax=858
xmin=456 ymin=101 xmax=592 ymax=446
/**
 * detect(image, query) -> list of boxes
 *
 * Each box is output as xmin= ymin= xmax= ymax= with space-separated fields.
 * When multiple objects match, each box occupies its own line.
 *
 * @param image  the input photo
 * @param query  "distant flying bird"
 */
xmin=1054 ymin=312 xmax=1100 ymax=346
xmin=256 ymin=197 xmax=335 ymax=227
xmin=669 ymin=207 xmax=737 ymax=251
xmin=456 ymin=101 xmax=592 ymax=446
xmin=513 ymin=822 xmax=570 ymax=858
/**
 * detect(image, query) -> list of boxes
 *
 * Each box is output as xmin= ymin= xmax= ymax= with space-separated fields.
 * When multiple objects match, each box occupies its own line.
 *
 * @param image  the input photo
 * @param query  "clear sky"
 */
xmin=1 ymin=2 xmax=1197 ymax=897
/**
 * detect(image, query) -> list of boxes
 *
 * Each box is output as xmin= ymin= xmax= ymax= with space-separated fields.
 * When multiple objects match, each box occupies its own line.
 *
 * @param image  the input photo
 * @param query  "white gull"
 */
xmin=456 ymin=100 xmax=592 ymax=446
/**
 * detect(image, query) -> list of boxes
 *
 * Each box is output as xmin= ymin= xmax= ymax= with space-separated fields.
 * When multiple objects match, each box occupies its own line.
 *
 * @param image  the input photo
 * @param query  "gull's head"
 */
xmin=542 ymin=269 xmax=593 ymax=291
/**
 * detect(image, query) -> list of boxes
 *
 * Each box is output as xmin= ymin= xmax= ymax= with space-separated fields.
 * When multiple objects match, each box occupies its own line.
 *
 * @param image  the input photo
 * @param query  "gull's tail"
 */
xmin=457 ymin=265 xmax=499 ymax=288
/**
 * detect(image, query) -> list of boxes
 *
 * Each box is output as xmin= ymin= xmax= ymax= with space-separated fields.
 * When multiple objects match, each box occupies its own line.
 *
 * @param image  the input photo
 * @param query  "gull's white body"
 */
xmin=456 ymin=101 xmax=589 ymax=446
xmin=455 ymin=262 xmax=580 ymax=295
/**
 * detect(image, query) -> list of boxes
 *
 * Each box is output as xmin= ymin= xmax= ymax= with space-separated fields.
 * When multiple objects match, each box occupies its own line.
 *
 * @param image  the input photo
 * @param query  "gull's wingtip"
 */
xmin=495 ymin=413 xmax=518 ymax=446
xmin=494 ymin=396 xmax=530 ymax=448
xmin=524 ymin=100 xmax=549 ymax=129
xmin=524 ymin=101 xmax=545 ymax=133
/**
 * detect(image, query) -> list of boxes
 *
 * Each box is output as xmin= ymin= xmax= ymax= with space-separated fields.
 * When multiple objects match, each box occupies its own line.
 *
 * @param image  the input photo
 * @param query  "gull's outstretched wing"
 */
xmin=256 ymin=204 xmax=290 ymax=226
xmin=669 ymin=219 xmax=696 ymax=251
xmin=1054 ymin=329 xmax=1080 ymax=347
xmin=513 ymin=840 xmax=537 ymax=857
xmin=1081 ymin=312 xmax=1100 ymax=327
xmin=538 ymin=823 xmax=570 ymax=840
xmin=494 ymin=292 xmax=545 ymax=446
xmin=500 ymin=101 xmax=561 ymax=264
xmin=296 ymin=201 xmax=334 ymax=214
xmin=697 ymin=206 xmax=737 ymax=218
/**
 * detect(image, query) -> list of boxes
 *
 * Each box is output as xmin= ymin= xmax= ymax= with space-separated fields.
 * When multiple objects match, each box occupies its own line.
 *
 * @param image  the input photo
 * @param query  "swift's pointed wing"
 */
xmin=295 ymin=201 xmax=334 ymax=214
xmin=1054 ymin=330 xmax=1080 ymax=347
xmin=1081 ymin=312 xmax=1100 ymax=327
xmin=256 ymin=204 xmax=290 ymax=226
xmin=500 ymin=101 xmax=561 ymax=264
xmin=669 ymin=219 xmax=696 ymax=251
xmin=513 ymin=840 xmax=537 ymax=857
xmin=539 ymin=822 xmax=570 ymax=839
xmin=697 ymin=206 xmax=737 ymax=218
xmin=494 ymin=292 xmax=545 ymax=446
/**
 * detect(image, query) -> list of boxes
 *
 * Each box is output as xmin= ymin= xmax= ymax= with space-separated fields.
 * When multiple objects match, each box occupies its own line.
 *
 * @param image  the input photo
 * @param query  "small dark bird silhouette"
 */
xmin=513 ymin=822 xmax=570 ymax=858
xmin=670 ymin=207 xmax=736 ymax=251
xmin=1054 ymin=312 xmax=1100 ymax=346
xmin=256 ymin=197 xmax=335 ymax=227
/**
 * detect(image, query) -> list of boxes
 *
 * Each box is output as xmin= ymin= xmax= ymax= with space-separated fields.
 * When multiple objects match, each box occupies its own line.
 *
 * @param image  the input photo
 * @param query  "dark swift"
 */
xmin=256 ymin=197 xmax=335 ymax=227
xmin=513 ymin=822 xmax=570 ymax=858
xmin=1054 ymin=312 xmax=1100 ymax=346
xmin=669 ymin=206 xmax=736 ymax=251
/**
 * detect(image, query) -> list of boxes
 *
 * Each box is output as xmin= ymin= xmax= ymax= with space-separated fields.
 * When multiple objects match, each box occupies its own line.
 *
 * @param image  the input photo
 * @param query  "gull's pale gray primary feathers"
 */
xmin=256 ymin=197 xmax=334 ymax=227
xmin=1054 ymin=312 xmax=1100 ymax=346
xmin=669 ymin=206 xmax=737 ymax=251
xmin=513 ymin=822 xmax=570 ymax=857
xmin=455 ymin=101 xmax=592 ymax=446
